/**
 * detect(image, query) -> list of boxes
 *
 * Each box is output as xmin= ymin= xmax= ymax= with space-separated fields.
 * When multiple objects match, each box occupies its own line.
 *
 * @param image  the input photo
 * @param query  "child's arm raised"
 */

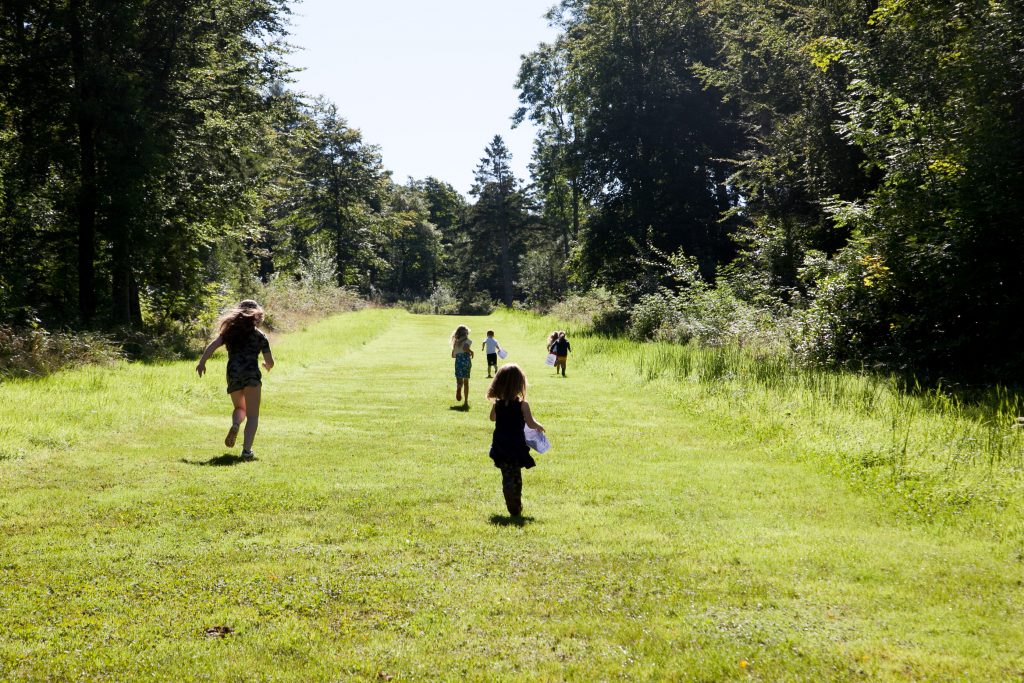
xmin=195 ymin=335 xmax=225 ymax=377
xmin=521 ymin=401 xmax=545 ymax=432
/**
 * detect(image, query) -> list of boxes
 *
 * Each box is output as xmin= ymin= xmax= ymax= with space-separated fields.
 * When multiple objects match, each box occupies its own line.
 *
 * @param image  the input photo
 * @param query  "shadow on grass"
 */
xmin=488 ymin=514 xmax=535 ymax=527
xmin=449 ymin=404 xmax=470 ymax=412
xmin=180 ymin=453 xmax=254 ymax=466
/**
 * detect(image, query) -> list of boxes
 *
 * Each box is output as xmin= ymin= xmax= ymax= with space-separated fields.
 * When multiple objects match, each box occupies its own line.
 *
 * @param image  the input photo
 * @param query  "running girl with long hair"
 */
xmin=450 ymin=325 xmax=474 ymax=408
xmin=196 ymin=300 xmax=275 ymax=459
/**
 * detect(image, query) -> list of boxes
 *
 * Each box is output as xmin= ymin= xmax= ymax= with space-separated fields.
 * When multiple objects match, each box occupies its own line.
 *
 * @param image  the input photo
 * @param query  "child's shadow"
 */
xmin=449 ymin=404 xmax=470 ymax=412
xmin=488 ymin=514 xmax=535 ymax=527
xmin=180 ymin=453 xmax=254 ymax=467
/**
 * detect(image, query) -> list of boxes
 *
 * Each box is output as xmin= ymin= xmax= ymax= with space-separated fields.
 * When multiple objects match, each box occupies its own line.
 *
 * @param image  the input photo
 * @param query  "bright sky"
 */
xmin=286 ymin=0 xmax=559 ymax=195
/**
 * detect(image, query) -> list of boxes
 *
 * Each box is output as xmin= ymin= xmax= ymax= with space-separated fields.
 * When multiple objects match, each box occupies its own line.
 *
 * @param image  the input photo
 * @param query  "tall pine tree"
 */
xmin=469 ymin=136 xmax=531 ymax=306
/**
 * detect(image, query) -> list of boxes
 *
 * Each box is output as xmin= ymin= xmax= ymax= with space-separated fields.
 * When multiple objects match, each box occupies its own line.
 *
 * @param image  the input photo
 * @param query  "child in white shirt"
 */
xmin=482 ymin=330 xmax=503 ymax=378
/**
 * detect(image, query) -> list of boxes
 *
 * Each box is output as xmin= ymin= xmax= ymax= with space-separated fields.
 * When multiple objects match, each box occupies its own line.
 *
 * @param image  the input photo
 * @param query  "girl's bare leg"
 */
xmin=226 ymin=390 xmax=246 ymax=447
xmin=463 ymin=379 xmax=469 ymax=406
xmin=242 ymin=385 xmax=262 ymax=451
xmin=230 ymin=390 xmax=246 ymax=425
xmin=456 ymin=380 xmax=462 ymax=402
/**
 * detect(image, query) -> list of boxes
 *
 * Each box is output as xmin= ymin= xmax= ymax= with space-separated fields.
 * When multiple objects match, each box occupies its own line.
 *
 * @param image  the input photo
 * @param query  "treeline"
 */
xmin=1 ymin=1 xmax=292 ymax=330
xmin=2 ymin=1 xmax=1022 ymax=382
xmin=515 ymin=0 xmax=1024 ymax=382
xmin=0 ymin=1 xmax=542 ymax=341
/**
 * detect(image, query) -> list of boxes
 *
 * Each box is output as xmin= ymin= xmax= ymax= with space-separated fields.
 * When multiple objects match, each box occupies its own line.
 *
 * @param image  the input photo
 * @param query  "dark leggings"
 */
xmin=499 ymin=464 xmax=523 ymax=515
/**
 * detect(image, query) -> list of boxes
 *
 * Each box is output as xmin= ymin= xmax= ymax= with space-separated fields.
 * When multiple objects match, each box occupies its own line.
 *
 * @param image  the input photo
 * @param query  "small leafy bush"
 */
xmin=0 ymin=324 xmax=122 ymax=379
xmin=297 ymin=242 xmax=341 ymax=291
xmin=549 ymin=288 xmax=627 ymax=333
xmin=517 ymin=245 xmax=569 ymax=307
xmin=624 ymin=252 xmax=793 ymax=352
xmin=794 ymin=241 xmax=894 ymax=369
xmin=402 ymin=285 xmax=494 ymax=316
xmin=259 ymin=275 xmax=365 ymax=332
xmin=627 ymin=293 xmax=677 ymax=341
xmin=458 ymin=292 xmax=496 ymax=316
xmin=426 ymin=284 xmax=461 ymax=315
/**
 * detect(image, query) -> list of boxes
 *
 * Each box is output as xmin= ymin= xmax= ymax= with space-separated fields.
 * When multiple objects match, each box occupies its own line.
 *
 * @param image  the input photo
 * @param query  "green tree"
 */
xmin=377 ymin=183 xmax=441 ymax=297
xmin=519 ymin=0 xmax=743 ymax=290
xmin=297 ymin=99 xmax=389 ymax=290
xmin=0 ymin=0 xmax=292 ymax=328
xmin=800 ymin=0 xmax=1024 ymax=378
xmin=412 ymin=177 xmax=469 ymax=289
xmin=515 ymin=39 xmax=586 ymax=261
xmin=469 ymin=136 xmax=532 ymax=306
xmin=697 ymin=0 xmax=878 ymax=298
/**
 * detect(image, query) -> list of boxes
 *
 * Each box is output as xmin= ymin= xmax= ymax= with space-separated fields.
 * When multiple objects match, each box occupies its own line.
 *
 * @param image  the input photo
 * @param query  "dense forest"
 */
xmin=1 ymin=0 xmax=1022 ymax=382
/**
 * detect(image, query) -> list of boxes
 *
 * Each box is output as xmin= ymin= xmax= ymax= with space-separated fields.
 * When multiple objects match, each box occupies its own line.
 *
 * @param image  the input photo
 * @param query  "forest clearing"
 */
xmin=2 ymin=309 xmax=1021 ymax=681
xmin=3 ymin=1 xmax=1024 ymax=679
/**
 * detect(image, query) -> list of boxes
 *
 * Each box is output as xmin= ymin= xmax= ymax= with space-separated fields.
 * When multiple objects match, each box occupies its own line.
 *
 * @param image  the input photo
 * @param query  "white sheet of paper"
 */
xmin=498 ymin=349 xmax=508 ymax=360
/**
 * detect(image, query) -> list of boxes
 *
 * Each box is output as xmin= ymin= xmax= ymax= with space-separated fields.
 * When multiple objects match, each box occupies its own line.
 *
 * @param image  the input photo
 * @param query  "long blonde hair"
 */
xmin=487 ymin=363 xmax=527 ymax=403
xmin=217 ymin=300 xmax=264 ymax=347
xmin=450 ymin=325 xmax=470 ymax=350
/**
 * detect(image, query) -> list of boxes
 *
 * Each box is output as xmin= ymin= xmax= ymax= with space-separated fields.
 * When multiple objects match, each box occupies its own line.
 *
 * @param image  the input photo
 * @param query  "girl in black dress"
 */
xmin=196 ymin=300 xmax=275 ymax=459
xmin=486 ymin=364 xmax=546 ymax=516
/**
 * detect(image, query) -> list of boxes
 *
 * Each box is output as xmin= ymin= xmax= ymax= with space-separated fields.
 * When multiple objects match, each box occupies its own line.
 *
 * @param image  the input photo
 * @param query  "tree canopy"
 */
xmin=514 ymin=0 xmax=1024 ymax=382
xmin=1 ymin=0 xmax=1021 ymax=382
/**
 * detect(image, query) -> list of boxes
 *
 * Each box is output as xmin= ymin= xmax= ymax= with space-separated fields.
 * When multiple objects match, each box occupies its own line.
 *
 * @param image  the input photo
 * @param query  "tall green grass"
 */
xmin=3 ymin=308 xmax=1023 ymax=680
xmin=632 ymin=340 xmax=1023 ymax=466
xmin=502 ymin=309 xmax=1024 ymax=543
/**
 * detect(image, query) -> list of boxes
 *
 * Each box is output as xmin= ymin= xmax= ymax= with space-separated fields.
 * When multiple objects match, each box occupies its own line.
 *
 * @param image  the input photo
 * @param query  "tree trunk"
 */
xmin=497 ymin=187 xmax=514 ymax=307
xmin=570 ymin=177 xmax=580 ymax=246
xmin=129 ymin=273 xmax=143 ymax=327
xmin=499 ymin=223 xmax=513 ymax=307
xmin=69 ymin=1 xmax=97 ymax=326
xmin=334 ymin=228 xmax=346 ymax=287
xmin=110 ymin=237 xmax=133 ymax=327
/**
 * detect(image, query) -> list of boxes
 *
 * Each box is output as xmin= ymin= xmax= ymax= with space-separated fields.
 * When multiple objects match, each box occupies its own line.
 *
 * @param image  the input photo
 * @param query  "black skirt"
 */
xmin=489 ymin=443 xmax=536 ymax=469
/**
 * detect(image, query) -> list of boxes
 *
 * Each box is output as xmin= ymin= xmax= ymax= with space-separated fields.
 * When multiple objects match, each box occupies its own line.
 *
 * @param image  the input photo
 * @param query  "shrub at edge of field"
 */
xmin=0 ymin=278 xmax=366 ymax=379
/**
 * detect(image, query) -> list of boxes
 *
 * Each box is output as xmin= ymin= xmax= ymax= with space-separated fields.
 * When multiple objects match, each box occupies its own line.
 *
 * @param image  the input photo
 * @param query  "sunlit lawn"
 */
xmin=1 ymin=309 xmax=1021 ymax=681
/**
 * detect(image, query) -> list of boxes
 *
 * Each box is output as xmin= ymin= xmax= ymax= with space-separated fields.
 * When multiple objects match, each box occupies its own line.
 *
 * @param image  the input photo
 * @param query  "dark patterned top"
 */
xmin=225 ymin=328 xmax=270 ymax=390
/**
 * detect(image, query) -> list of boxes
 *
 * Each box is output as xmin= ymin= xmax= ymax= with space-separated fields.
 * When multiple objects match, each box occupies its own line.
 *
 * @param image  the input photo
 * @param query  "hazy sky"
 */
xmin=286 ymin=0 xmax=559 ymax=195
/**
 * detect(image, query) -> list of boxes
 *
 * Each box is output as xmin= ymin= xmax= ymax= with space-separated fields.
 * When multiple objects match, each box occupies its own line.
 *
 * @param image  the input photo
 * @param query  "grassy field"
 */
xmin=1 ymin=309 xmax=1022 ymax=681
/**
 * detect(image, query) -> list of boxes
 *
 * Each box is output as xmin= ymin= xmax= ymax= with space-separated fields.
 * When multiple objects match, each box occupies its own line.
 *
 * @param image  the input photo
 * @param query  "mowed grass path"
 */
xmin=1 ymin=309 xmax=1021 ymax=681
